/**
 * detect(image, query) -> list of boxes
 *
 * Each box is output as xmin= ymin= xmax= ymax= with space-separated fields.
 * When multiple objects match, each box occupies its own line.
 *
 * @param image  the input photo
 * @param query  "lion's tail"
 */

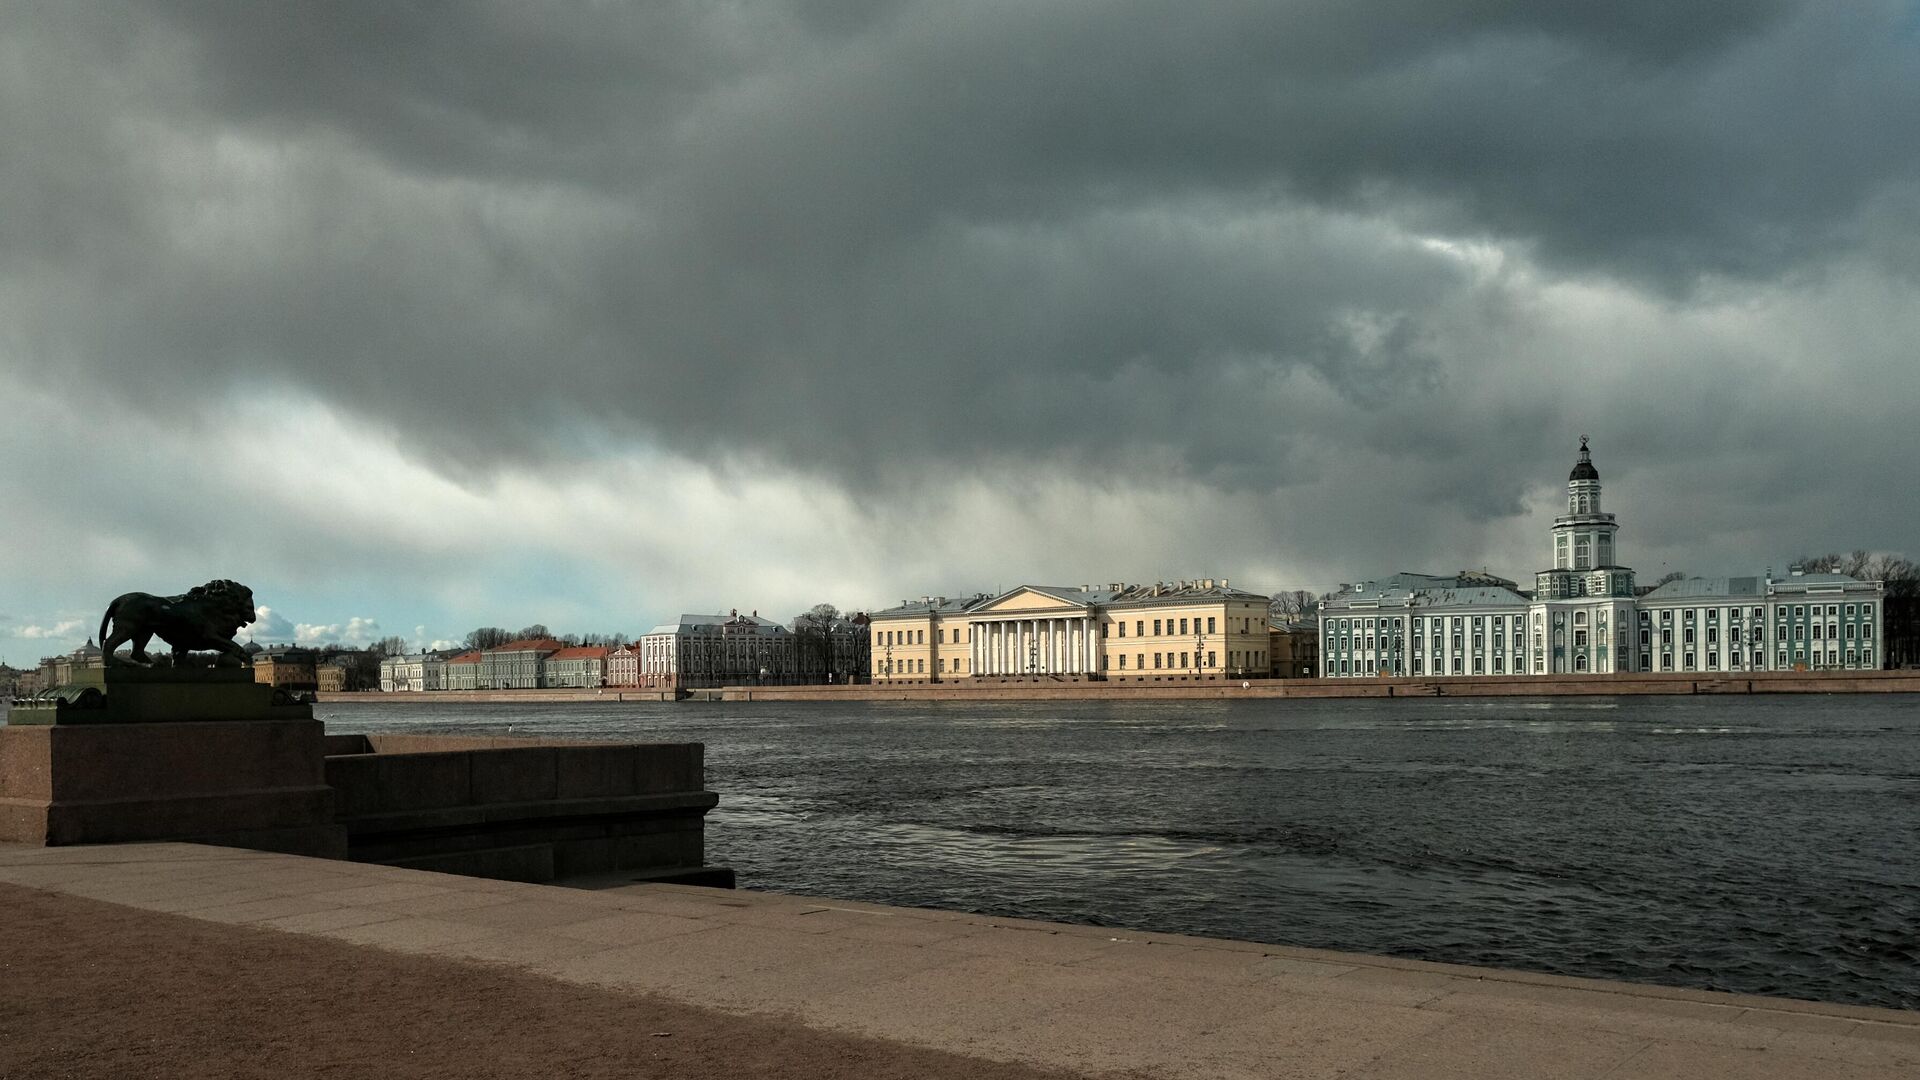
xmin=99 ymin=598 xmax=118 ymax=647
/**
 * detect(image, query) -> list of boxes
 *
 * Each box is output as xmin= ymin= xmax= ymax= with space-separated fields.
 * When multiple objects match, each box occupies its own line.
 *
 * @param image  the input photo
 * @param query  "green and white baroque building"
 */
xmin=1320 ymin=439 xmax=1885 ymax=678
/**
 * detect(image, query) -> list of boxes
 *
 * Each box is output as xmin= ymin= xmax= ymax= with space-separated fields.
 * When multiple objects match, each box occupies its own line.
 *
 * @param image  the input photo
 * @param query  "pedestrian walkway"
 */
xmin=1 ymin=841 xmax=1914 ymax=1079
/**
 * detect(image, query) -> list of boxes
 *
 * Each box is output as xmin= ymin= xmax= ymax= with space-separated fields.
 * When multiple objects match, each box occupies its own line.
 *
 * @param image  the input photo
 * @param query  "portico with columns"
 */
xmin=967 ymin=589 xmax=1104 ymax=677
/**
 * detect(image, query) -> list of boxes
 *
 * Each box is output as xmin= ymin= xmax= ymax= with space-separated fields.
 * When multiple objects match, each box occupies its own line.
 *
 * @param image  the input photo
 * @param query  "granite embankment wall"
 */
xmin=317 ymin=669 xmax=1920 ymax=705
xmin=318 ymin=689 xmax=682 ymax=704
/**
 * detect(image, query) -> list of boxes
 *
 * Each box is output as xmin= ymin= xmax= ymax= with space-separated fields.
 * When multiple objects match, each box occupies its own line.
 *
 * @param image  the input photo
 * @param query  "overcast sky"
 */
xmin=4 ymin=1 xmax=1919 ymax=658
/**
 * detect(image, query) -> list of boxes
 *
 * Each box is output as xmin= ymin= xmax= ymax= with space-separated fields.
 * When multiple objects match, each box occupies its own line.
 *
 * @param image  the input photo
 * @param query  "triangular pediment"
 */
xmin=975 ymin=586 xmax=1093 ymax=615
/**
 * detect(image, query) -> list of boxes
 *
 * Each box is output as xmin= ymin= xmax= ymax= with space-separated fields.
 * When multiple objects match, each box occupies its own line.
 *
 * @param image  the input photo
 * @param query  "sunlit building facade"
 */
xmin=1320 ymin=440 xmax=1885 ymax=678
xmin=867 ymin=580 xmax=1274 ymax=683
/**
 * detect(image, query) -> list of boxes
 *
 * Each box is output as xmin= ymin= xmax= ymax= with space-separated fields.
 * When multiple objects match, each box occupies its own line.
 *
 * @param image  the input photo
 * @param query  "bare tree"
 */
xmin=792 ymin=603 xmax=842 ymax=682
xmin=463 ymin=627 xmax=513 ymax=651
xmin=1267 ymin=590 xmax=1319 ymax=622
xmin=516 ymin=624 xmax=551 ymax=641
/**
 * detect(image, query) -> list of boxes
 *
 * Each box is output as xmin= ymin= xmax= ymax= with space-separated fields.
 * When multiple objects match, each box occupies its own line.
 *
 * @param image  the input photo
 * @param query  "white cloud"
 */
xmin=293 ymin=617 xmax=382 ymax=647
xmin=243 ymin=605 xmax=296 ymax=642
xmin=17 ymin=619 xmax=84 ymax=640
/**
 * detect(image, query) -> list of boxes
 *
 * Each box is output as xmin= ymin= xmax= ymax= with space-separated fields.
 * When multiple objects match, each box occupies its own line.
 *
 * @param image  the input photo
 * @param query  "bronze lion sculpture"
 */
xmin=99 ymin=580 xmax=257 ymax=667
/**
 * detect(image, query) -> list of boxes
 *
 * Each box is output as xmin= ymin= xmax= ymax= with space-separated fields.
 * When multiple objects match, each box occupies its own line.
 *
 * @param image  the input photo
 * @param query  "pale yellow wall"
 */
xmin=872 ymin=594 xmax=1277 ymax=680
xmin=870 ymin=612 xmax=976 ymax=680
xmin=1096 ymin=599 xmax=1270 ymax=676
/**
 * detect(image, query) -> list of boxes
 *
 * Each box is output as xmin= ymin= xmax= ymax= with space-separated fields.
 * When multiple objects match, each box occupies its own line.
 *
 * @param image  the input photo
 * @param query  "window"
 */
xmin=1864 ymin=623 xmax=1874 ymax=638
xmin=1451 ymin=657 xmax=1463 ymax=674
xmin=1574 ymin=630 xmax=1588 ymax=647
xmin=939 ymin=659 xmax=946 ymax=673
xmin=1153 ymin=653 xmax=1162 ymax=669
xmin=1207 ymin=617 xmax=1216 ymax=634
xmin=1863 ymin=604 xmax=1874 ymax=616
xmin=1179 ymin=619 xmax=1188 ymax=635
xmin=1207 ymin=651 xmax=1216 ymax=667
xmin=1154 ymin=620 xmax=1162 ymax=636
xmin=1118 ymin=654 xmax=1127 ymax=669
xmin=1413 ymin=657 xmax=1424 ymax=674
xmin=1684 ymin=652 xmax=1695 ymax=670
xmin=1574 ymin=611 xmax=1587 ymax=625
xmin=1117 ymin=622 xmax=1126 ymax=638
xmin=1136 ymin=620 xmax=1145 ymax=636
xmin=1137 ymin=653 xmax=1145 ymax=669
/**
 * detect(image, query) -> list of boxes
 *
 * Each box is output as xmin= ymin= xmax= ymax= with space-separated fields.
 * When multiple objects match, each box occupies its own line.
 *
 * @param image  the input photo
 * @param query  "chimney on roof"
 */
xmin=1221 ymin=578 xmax=1229 ymax=588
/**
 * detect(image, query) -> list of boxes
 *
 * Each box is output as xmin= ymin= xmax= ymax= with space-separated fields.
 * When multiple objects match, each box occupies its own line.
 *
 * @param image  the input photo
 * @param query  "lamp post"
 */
xmin=1194 ymin=627 xmax=1205 ymax=680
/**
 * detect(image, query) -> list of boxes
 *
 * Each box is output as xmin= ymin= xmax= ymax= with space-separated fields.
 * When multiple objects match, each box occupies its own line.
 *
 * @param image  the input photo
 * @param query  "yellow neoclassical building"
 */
xmin=868 ymin=581 xmax=1273 ymax=684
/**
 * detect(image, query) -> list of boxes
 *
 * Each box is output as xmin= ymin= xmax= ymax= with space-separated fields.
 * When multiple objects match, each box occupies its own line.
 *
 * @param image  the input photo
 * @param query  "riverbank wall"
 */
xmin=315 ymin=669 xmax=1920 ymax=705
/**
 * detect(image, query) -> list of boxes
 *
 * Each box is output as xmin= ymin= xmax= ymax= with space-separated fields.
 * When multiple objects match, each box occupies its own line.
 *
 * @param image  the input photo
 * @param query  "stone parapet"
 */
xmin=324 ymin=736 xmax=726 ymax=887
xmin=0 ymin=719 xmax=344 ymax=856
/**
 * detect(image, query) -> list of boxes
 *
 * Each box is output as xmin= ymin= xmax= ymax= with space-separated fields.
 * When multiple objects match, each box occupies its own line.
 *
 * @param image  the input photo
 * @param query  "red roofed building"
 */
xmin=543 ymin=645 xmax=609 ymax=688
xmin=479 ymin=638 xmax=565 ymax=690
xmin=444 ymin=650 xmax=484 ymax=690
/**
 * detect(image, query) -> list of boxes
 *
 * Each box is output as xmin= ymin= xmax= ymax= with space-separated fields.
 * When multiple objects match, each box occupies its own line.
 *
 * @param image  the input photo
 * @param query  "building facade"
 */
xmin=378 ymin=653 xmax=447 ymax=692
xmin=638 ymin=612 xmax=796 ymax=690
xmin=1321 ymin=440 xmax=1885 ymax=678
xmin=253 ymin=646 xmax=318 ymax=691
xmin=543 ymin=645 xmax=609 ymax=688
xmin=866 ymin=580 xmax=1275 ymax=683
xmin=444 ymin=651 xmax=482 ymax=690
xmin=605 ymin=643 xmax=640 ymax=687
xmin=478 ymin=638 xmax=564 ymax=690
xmin=1268 ymin=620 xmax=1319 ymax=678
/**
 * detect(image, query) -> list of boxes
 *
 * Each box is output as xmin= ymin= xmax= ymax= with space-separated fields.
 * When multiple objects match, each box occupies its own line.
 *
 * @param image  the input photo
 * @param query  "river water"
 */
xmin=323 ymin=696 xmax=1907 ymax=1008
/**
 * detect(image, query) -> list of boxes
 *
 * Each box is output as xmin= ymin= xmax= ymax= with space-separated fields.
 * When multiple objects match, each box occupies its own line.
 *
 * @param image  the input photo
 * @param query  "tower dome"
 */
xmin=1569 ymin=435 xmax=1599 ymax=482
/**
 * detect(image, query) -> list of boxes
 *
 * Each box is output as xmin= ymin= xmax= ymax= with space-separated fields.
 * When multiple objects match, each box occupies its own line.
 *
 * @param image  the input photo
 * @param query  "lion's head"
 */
xmin=183 ymin=579 xmax=257 ymax=637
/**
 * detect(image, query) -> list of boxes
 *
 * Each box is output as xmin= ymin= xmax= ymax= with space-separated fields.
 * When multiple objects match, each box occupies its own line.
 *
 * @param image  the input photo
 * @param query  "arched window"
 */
xmin=1578 ymin=495 xmax=1590 ymax=513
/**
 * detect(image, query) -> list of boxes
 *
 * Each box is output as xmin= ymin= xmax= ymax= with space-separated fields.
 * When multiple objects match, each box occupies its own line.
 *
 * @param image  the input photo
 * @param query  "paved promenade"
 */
xmin=3 ymin=842 xmax=1915 ymax=1079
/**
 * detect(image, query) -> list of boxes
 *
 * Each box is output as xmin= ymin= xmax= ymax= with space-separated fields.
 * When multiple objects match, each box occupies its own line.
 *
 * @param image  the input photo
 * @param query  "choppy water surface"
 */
xmin=318 ymin=695 xmax=1920 ymax=1010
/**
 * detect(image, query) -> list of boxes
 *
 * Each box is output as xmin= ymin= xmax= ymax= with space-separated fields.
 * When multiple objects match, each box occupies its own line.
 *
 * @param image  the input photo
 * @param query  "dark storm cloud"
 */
xmin=3 ymin=0 xmax=1918 ymax=525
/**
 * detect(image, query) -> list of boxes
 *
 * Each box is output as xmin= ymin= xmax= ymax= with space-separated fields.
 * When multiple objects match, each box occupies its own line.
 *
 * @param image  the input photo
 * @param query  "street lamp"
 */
xmin=1194 ymin=627 xmax=1204 ymax=680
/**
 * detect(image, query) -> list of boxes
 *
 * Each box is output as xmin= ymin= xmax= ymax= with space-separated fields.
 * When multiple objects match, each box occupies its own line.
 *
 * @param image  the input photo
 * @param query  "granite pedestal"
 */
xmin=0 ymin=667 xmax=344 ymax=857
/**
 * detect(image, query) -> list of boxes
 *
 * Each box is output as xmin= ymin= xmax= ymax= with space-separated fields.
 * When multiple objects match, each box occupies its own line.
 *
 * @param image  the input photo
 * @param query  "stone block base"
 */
xmin=0 ymin=720 xmax=343 ymax=857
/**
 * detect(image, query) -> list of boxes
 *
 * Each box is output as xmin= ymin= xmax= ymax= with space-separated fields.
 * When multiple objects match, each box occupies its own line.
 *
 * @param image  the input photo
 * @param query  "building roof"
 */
xmin=645 ymin=613 xmax=790 ymax=637
xmin=445 ymin=650 xmax=483 ymax=664
xmin=546 ymin=646 xmax=609 ymax=661
xmin=871 ymin=580 xmax=1268 ymax=619
xmin=1327 ymin=572 xmax=1531 ymax=610
xmin=868 ymin=594 xmax=996 ymax=618
xmin=484 ymin=638 xmax=566 ymax=654
xmin=1639 ymin=576 xmax=1766 ymax=602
